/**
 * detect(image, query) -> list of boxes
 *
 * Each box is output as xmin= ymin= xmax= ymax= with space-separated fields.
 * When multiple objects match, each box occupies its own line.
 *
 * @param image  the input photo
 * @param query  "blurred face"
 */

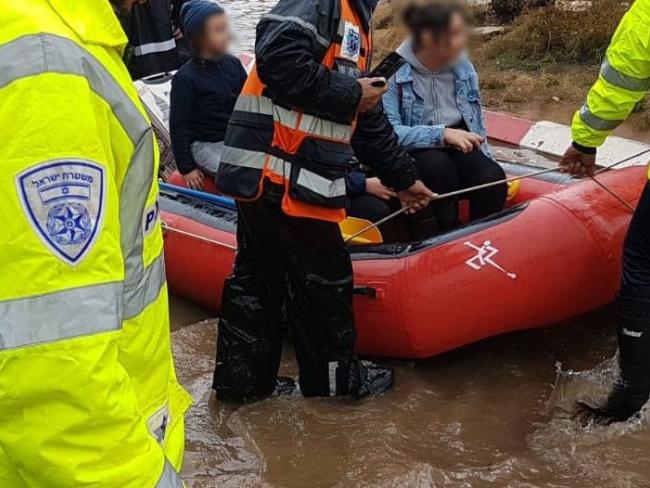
xmin=419 ymin=11 xmax=468 ymax=65
xmin=199 ymin=13 xmax=231 ymax=56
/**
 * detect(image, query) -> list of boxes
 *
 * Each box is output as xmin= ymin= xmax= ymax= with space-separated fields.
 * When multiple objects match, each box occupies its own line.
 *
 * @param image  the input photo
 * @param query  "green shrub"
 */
xmin=491 ymin=0 xmax=553 ymax=20
xmin=483 ymin=0 xmax=628 ymax=66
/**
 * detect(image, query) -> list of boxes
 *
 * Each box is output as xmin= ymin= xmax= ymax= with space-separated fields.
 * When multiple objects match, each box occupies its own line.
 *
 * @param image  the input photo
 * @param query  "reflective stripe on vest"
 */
xmin=0 ymin=34 xmax=163 ymax=349
xmin=133 ymin=39 xmax=177 ymax=57
xmin=0 ymin=282 xmax=122 ymax=349
xmin=155 ymin=460 xmax=184 ymax=488
xmin=220 ymin=146 xmax=347 ymax=199
xmin=578 ymin=104 xmax=624 ymax=131
xmin=234 ymin=95 xmax=354 ymax=144
xmin=601 ymin=57 xmax=650 ymax=92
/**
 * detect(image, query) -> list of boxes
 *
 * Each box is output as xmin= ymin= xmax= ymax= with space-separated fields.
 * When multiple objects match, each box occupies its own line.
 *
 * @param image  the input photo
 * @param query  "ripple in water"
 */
xmin=222 ymin=0 xmax=279 ymax=54
xmin=171 ymin=305 xmax=650 ymax=488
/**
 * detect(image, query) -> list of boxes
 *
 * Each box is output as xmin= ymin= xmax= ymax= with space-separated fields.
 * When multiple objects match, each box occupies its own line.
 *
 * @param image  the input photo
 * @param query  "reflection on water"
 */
xmin=169 ymin=1 xmax=650 ymax=487
xmin=224 ymin=0 xmax=278 ymax=53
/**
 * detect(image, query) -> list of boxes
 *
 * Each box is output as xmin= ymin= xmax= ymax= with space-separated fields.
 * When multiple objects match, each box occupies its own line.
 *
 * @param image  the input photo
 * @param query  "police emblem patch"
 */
xmin=16 ymin=160 xmax=106 ymax=265
xmin=340 ymin=22 xmax=361 ymax=62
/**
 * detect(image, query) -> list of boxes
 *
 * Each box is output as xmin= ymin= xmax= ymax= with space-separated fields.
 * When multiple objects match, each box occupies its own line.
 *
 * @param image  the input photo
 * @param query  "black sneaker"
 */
xmin=355 ymin=361 xmax=395 ymax=398
xmin=577 ymin=381 xmax=650 ymax=425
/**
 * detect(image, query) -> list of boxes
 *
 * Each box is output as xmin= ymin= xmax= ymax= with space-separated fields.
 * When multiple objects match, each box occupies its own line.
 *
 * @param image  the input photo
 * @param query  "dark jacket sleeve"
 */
xmin=237 ymin=57 xmax=248 ymax=89
xmin=351 ymin=102 xmax=419 ymax=192
xmin=169 ymin=72 xmax=197 ymax=175
xmin=171 ymin=0 xmax=186 ymax=30
xmin=254 ymin=0 xmax=362 ymax=124
xmin=346 ymin=170 xmax=367 ymax=196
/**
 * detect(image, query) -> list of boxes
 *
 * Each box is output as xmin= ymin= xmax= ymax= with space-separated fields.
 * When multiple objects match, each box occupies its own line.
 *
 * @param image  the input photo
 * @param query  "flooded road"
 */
xmin=172 ymin=306 xmax=650 ymax=488
xmin=168 ymin=2 xmax=650 ymax=486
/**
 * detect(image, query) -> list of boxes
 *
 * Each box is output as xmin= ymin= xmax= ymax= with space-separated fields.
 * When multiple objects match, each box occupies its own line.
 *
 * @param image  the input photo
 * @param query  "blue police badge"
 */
xmin=16 ymin=160 xmax=106 ymax=265
xmin=340 ymin=21 xmax=361 ymax=62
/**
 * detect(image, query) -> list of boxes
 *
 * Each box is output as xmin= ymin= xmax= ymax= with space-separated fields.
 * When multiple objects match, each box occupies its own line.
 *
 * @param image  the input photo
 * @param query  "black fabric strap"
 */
xmin=572 ymin=141 xmax=597 ymax=155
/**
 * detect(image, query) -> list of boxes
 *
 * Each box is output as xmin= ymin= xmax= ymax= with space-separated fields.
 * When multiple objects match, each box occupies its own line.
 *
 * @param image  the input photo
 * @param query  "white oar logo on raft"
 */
xmin=464 ymin=240 xmax=517 ymax=280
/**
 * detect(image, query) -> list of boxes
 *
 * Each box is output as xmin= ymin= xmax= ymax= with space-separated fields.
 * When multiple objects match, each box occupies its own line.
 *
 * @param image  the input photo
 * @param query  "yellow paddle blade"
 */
xmin=339 ymin=216 xmax=384 ymax=245
xmin=506 ymin=179 xmax=521 ymax=202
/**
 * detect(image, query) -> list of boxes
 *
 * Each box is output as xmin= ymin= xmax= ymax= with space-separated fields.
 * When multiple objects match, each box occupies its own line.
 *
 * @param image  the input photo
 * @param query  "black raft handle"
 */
xmin=354 ymin=286 xmax=377 ymax=299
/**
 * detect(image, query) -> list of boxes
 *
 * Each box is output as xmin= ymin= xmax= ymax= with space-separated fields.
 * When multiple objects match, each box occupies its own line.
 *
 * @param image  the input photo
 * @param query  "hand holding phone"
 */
xmin=357 ymin=77 xmax=388 ymax=113
xmin=368 ymin=52 xmax=406 ymax=82
xmin=355 ymin=53 xmax=406 ymax=112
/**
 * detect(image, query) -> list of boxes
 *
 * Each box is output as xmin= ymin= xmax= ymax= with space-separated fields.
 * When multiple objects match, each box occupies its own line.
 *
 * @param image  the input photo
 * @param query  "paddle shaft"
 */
xmin=344 ymin=150 xmax=650 ymax=244
xmin=344 ymin=166 xmax=559 ymax=243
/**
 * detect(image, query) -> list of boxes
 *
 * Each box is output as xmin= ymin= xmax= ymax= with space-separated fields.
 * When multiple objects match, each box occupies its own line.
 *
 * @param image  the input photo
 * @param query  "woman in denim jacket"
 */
xmin=383 ymin=1 xmax=507 ymax=238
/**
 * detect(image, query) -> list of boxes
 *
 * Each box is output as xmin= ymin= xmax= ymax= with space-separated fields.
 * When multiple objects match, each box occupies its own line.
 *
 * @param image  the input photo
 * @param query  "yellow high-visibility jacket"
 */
xmin=0 ymin=1 xmax=192 ymax=487
xmin=572 ymin=0 xmax=650 ymax=177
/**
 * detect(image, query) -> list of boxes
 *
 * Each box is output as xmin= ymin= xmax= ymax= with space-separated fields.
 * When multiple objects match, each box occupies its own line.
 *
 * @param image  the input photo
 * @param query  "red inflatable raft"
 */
xmin=155 ymin=108 xmax=649 ymax=359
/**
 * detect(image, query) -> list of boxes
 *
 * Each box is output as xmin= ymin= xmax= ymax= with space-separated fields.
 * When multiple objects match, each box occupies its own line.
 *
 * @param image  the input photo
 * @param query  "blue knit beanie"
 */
xmin=180 ymin=0 xmax=225 ymax=41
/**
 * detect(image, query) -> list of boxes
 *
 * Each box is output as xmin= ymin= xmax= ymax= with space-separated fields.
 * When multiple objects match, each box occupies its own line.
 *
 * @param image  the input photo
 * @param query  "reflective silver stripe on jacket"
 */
xmin=235 ymin=94 xmax=352 ymax=143
xmin=0 ymin=282 xmax=122 ymax=349
xmin=601 ymin=58 xmax=650 ymax=92
xmin=298 ymin=113 xmax=352 ymax=142
xmin=579 ymin=104 xmax=624 ymax=131
xmin=261 ymin=13 xmax=330 ymax=47
xmin=221 ymin=146 xmax=290 ymax=175
xmin=297 ymin=169 xmax=346 ymax=198
xmin=124 ymin=252 xmax=167 ymax=319
xmin=155 ymin=461 xmax=184 ymax=488
xmin=133 ymin=39 xmax=177 ymax=57
xmin=235 ymin=95 xmax=274 ymax=115
xmin=221 ymin=146 xmax=268 ymax=170
xmin=236 ymin=95 xmax=299 ymax=133
xmin=0 ymin=34 xmax=163 ymax=347
xmin=221 ymin=146 xmax=344 ymax=197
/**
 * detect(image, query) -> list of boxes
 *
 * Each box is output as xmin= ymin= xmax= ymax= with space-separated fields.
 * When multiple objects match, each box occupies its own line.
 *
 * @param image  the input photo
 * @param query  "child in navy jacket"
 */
xmin=170 ymin=0 xmax=247 ymax=189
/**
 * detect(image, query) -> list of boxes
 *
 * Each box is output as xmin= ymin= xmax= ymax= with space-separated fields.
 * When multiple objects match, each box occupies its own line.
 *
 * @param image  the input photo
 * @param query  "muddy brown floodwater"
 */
xmin=168 ymin=2 xmax=650 ymax=486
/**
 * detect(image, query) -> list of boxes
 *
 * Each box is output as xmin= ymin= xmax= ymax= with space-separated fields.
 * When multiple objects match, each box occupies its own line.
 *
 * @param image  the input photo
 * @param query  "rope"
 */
xmin=590 ymin=176 xmax=635 ymax=213
xmin=161 ymin=221 xmax=237 ymax=250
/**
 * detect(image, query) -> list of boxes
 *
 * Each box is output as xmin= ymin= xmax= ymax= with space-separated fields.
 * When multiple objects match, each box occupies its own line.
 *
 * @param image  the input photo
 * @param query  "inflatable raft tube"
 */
xmin=160 ymin=160 xmax=645 ymax=359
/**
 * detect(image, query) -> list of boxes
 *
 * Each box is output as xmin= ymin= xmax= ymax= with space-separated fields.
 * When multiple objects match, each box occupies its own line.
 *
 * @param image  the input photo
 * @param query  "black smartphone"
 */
xmin=368 ymin=52 xmax=406 ymax=87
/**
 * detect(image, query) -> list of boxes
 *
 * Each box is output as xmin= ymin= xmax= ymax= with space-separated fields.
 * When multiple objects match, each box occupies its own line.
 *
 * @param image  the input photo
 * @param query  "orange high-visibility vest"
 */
xmin=217 ymin=0 xmax=371 ymax=223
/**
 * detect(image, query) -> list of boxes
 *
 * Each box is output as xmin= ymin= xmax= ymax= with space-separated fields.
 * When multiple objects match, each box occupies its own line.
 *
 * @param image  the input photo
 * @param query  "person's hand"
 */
xmin=559 ymin=145 xmax=596 ymax=176
xmin=173 ymin=27 xmax=184 ymax=40
xmin=183 ymin=169 xmax=205 ymax=190
xmin=398 ymin=180 xmax=437 ymax=214
xmin=443 ymin=128 xmax=484 ymax=153
xmin=357 ymin=77 xmax=388 ymax=113
xmin=366 ymin=177 xmax=396 ymax=200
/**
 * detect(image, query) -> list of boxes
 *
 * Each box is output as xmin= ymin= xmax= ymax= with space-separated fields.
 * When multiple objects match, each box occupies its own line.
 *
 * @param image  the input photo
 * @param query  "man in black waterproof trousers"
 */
xmin=213 ymin=0 xmax=434 ymax=401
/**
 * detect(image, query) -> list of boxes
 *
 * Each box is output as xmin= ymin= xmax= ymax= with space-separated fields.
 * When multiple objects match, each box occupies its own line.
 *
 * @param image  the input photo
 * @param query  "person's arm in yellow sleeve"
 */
xmin=0 ymin=72 xmax=181 ymax=488
xmin=560 ymin=0 xmax=650 ymax=175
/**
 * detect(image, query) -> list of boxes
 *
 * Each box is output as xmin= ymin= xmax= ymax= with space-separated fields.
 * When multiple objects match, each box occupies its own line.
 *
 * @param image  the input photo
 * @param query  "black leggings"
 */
xmin=347 ymin=194 xmax=404 ymax=242
xmin=409 ymin=148 xmax=507 ymax=239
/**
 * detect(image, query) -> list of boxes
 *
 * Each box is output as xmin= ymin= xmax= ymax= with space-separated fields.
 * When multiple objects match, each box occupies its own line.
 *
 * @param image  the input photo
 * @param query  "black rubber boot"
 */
xmin=355 ymin=361 xmax=395 ymax=398
xmin=578 ymin=296 xmax=650 ymax=425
